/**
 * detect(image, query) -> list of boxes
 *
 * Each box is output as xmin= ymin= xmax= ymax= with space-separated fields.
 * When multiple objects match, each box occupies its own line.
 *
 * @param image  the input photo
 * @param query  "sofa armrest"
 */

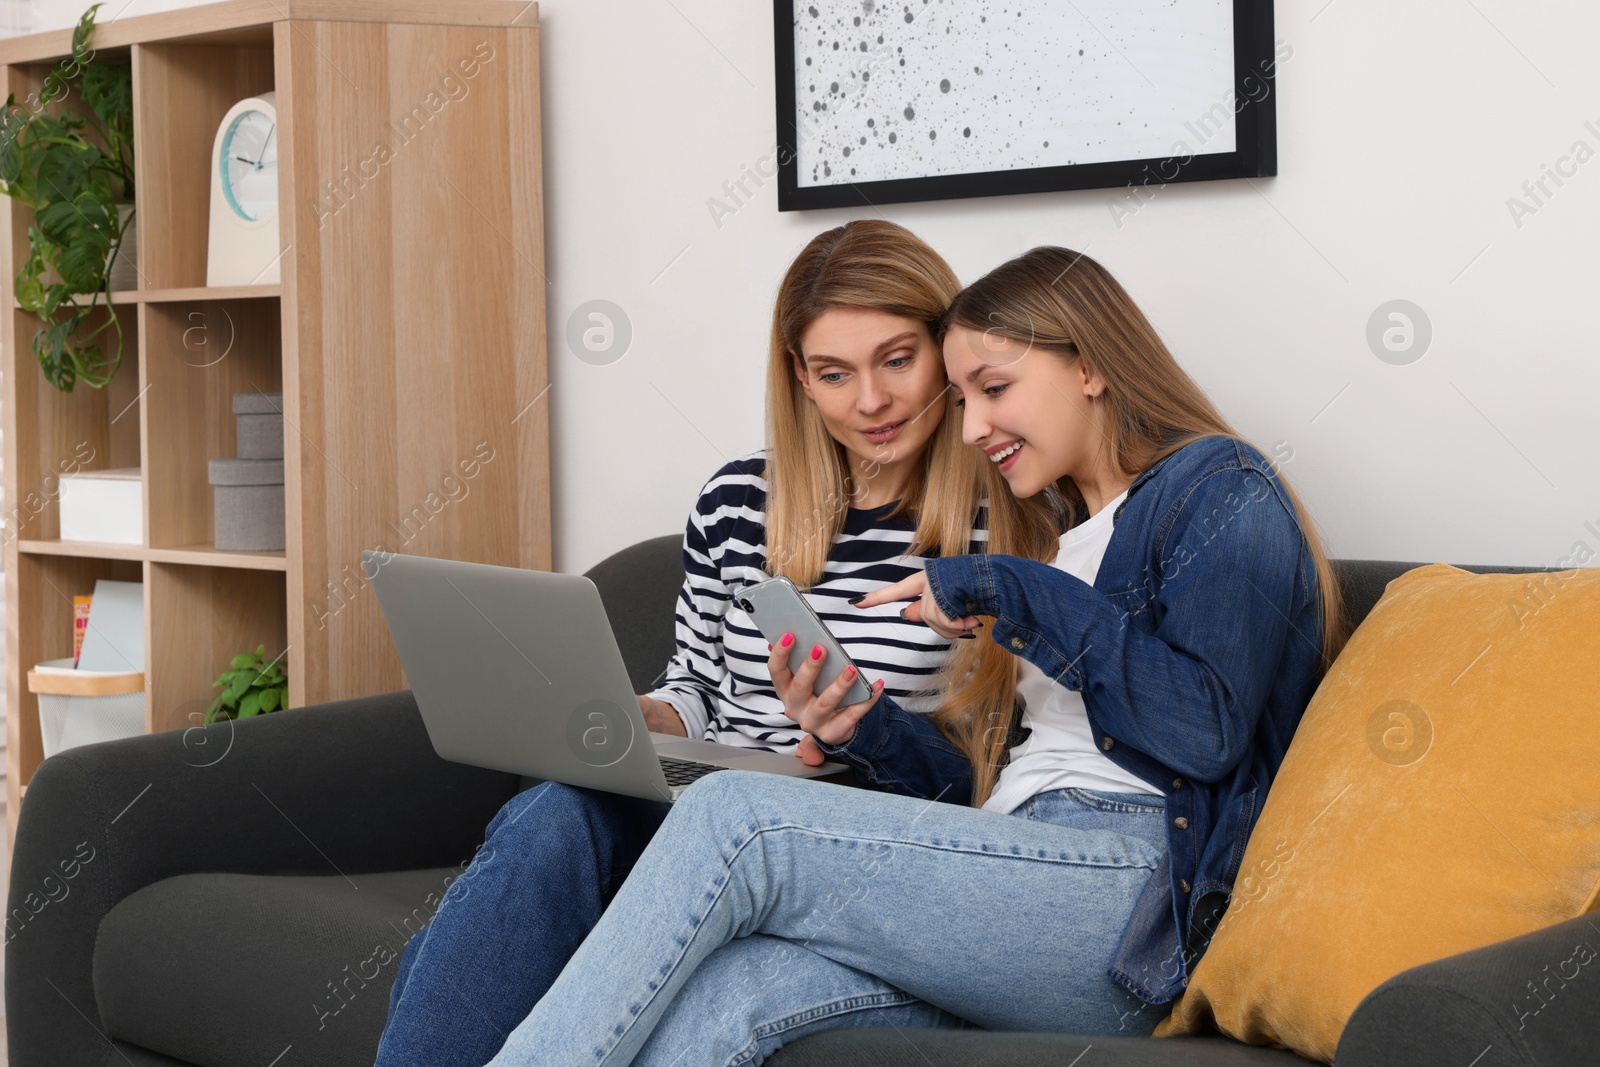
xmin=1336 ymin=911 xmax=1600 ymax=1066
xmin=5 ymin=689 xmax=520 ymax=1066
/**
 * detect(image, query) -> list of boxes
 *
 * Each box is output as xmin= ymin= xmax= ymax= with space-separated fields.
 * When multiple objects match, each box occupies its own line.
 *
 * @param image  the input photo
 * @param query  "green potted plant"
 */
xmin=0 ymin=3 xmax=136 ymax=392
xmin=206 ymin=644 xmax=288 ymax=723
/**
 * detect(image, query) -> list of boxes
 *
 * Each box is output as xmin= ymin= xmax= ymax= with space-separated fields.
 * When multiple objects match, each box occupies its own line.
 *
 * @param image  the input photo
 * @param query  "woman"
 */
xmin=482 ymin=246 xmax=1350 ymax=1066
xmin=373 ymin=220 xmax=999 ymax=1066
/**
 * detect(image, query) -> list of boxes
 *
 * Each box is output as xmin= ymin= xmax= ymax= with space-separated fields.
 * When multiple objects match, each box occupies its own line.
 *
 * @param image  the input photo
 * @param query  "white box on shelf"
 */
xmin=59 ymin=468 xmax=143 ymax=545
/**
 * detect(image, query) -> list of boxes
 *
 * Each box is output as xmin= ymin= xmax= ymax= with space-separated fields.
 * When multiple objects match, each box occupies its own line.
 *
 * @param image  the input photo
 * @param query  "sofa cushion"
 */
xmin=1156 ymin=563 xmax=1600 ymax=1061
xmin=94 ymin=867 xmax=460 ymax=1067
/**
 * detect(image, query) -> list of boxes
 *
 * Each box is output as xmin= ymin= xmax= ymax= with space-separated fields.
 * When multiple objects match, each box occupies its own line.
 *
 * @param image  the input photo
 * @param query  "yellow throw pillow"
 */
xmin=1154 ymin=563 xmax=1600 ymax=1063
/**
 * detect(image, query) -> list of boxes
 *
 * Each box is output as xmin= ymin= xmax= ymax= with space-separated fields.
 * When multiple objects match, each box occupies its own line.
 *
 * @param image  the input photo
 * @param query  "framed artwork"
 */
xmin=773 ymin=0 xmax=1280 ymax=212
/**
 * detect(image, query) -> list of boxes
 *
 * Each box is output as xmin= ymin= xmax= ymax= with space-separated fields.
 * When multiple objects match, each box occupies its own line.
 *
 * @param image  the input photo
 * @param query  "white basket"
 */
xmin=29 ymin=657 xmax=145 ymax=759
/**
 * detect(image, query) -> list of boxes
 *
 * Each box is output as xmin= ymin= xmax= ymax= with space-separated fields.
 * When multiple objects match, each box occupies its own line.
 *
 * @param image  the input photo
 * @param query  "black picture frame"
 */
xmin=774 ymin=0 xmax=1278 ymax=212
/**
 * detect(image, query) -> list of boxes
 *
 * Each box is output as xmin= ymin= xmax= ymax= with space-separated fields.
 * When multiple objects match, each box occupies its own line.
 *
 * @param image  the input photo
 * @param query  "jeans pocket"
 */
xmin=1066 ymin=787 xmax=1167 ymax=815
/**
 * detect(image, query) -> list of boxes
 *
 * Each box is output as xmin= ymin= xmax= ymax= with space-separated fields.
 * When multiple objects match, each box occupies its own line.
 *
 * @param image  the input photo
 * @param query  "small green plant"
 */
xmin=0 ymin=3 xmax=135 ymax=392
xmin=206 ymin=644 xmax=288 ymax=723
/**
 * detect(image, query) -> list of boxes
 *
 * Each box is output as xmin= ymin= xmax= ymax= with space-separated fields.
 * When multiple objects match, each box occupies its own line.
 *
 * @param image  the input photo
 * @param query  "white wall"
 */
xmin=14 ymin=0 xmax=1600 ymax=574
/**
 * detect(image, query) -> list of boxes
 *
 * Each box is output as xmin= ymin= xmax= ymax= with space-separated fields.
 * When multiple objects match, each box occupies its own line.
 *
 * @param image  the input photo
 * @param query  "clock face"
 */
xmin=220 ymin=108 xmax=278 ymax=222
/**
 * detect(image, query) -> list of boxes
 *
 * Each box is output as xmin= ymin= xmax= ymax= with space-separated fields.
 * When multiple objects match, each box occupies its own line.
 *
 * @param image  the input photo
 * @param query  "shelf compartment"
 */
xmin=147 ymin=562 xmax=287 ymax=734
xmin=141 ymin=296 xmax=282 ymax=549
xmin=6 ymin=553 xmax=145 ymax=797
xmin=6 ymin=303 xmax=143 ymax=542
xmin=3 ymin=55 xmax=140 ymax=294
xmin=132 ymin=37 xmax=274 ymax=290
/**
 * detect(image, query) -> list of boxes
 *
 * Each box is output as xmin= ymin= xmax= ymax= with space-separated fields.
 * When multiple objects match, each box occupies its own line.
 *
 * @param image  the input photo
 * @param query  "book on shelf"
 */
xmin=73 ymin=595 xmax=93 ymax=666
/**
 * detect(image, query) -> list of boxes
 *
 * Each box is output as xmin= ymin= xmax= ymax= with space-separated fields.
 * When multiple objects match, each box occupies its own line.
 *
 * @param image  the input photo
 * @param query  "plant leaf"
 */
xmin=70 ymin=4 xmax=100 ymax=66
xmin=237 ymin=691 xmax=262 ymax=718
xmin=230 ymin=652 xmax=256 ymax=670
xmin=258 ymin=687 xmax=280 ymax=713
xmin=0 ymin=0 xmax=133 ymax=394
xmin=80 ymin=63 xmax=132 ymax=141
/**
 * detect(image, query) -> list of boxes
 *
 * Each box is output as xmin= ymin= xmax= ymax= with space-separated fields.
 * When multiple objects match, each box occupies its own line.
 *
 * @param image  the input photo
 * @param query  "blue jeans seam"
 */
xmin=749 ymin=822 xmax=1162 ymax=872
xmin=1063 ymin=788 xmax=1167 ymax=815
xmin=728 ymin=991 xmax=923 ymax=1066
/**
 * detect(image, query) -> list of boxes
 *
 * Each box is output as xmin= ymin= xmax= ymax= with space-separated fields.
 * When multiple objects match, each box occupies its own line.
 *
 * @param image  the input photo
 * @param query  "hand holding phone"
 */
xmin=764 ymin=635 xmax=883 ymax=747
xmin=736 ymin=576 xmax=875 ymax=706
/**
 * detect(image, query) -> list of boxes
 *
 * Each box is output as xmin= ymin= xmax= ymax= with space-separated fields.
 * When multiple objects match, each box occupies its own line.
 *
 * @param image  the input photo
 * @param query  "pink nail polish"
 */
xmin=811 ymin=644 xmax=823 ymax=660
xmin=780 ymin=632 xmax=793 ymax=647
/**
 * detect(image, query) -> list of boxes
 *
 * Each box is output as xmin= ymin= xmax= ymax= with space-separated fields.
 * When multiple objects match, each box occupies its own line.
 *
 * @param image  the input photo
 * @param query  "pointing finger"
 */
xmin=850 ymin=571 xmax=927 ymax=610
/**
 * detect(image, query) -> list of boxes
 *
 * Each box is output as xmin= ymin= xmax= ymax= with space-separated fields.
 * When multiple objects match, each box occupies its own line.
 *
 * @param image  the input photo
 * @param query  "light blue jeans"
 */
xmin=485 ymin=770 xmax=1173 ymax=1066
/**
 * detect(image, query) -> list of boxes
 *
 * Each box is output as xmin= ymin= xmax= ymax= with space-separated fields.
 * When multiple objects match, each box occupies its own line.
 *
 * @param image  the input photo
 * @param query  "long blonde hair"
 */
xmin=765 ymin=221 xmax=986 ymax=583
xmin=930 ymin=247 xmax=1352 ymax=805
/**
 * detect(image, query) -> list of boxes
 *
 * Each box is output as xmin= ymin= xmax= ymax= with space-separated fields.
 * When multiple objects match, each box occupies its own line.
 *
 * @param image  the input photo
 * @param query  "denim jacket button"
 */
xmin=1009 ymin=636 xmax=1027 ymax=651
xmin=964 ymin=599 xmax=976 ymax=613
xmin=1172 ymin=777 xmax=1185 ymax=790
xmin=1100 ymin=736 xmax=1114 ymax=751
xmin=1174 ymin=816 xmax=1190 ymax=829
xmin=1179 ymin=879 xmax=1191 ymax=893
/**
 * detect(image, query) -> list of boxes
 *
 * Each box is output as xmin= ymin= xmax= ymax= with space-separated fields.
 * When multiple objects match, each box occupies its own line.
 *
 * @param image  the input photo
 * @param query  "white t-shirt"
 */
xmin=983 ymin=487 xmax=1164 ymax=815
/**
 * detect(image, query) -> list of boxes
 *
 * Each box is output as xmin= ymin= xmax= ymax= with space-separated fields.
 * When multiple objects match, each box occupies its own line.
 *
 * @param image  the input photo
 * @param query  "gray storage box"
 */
xmin=233 ymin=391 xmax=285 ymax=460
xmin=208 ymin=457 xmax=286 ymax=552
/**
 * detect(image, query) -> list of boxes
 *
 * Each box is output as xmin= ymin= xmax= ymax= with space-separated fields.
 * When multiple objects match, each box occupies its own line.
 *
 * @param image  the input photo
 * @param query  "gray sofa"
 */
xmin=7 ymin=535 xmax=1592 ymax=1067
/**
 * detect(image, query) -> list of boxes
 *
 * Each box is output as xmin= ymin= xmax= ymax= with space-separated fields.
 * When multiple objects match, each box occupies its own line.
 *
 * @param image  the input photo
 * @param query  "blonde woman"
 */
xmin=484 ymin=247 xmax=1351 ymax=1066
xmin=374 ymin=220 xmax=997 ymax=1066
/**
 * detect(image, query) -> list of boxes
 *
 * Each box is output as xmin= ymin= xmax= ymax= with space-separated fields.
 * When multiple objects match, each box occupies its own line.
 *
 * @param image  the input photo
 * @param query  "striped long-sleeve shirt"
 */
xmin=648 ymin=452 xmax=988 ymax=752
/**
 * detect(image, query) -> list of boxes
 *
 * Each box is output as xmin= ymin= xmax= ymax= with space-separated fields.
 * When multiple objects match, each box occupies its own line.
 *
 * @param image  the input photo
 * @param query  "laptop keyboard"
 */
xmin=659 ymin=757 xmax=727 ymax=788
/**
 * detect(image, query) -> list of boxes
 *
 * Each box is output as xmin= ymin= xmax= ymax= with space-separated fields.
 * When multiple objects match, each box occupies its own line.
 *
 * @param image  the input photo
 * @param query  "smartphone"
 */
xmin=736 ymin=576 xmax=876 ymax=706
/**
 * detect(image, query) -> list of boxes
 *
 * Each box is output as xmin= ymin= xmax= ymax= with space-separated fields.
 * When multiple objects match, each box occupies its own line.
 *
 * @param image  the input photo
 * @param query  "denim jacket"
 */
xmin=815 ymin=435 xmax=1327 ymax=1005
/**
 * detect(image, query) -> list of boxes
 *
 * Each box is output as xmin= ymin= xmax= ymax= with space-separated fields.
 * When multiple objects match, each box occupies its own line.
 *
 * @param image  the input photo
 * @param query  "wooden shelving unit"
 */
xmin=1 ymin=0 xmax=550 ymax=840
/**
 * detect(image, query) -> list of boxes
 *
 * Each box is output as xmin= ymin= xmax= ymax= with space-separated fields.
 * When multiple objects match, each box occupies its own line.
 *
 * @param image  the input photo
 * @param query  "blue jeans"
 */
xmin=374 ymin=781 xmax=670 ymax=1067
xmin=486 ymin=770 xmax=1173 ymax=1066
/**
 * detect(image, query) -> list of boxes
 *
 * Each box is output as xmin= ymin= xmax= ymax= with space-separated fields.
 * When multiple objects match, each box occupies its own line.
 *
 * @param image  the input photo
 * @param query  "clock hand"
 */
xmin=253 ymin=124 xmax=276 ymax=167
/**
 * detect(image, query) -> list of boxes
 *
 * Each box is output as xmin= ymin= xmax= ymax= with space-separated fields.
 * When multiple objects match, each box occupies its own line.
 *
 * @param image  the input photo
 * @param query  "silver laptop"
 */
xmin=364 ymin=551 xmax=846 ymax=801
